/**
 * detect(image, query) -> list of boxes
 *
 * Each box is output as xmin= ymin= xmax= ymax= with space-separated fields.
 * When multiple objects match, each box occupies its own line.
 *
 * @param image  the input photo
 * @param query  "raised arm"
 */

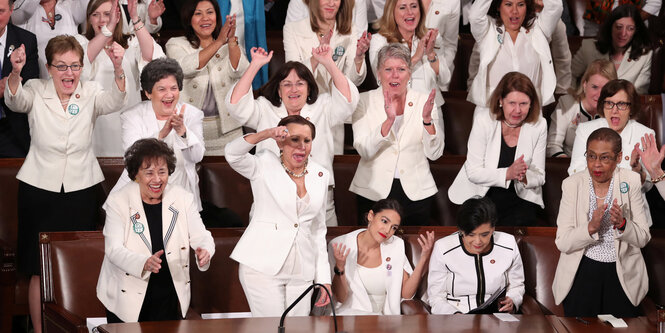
xmin=225 ymin=126 xmax=287 ymax=180
xmin=145 ymin=0 xmax=165 ymax=32
xmin=127 ymin=0 xmax=155 ymax=62
xmin=229 ymin=47 xmax=272 ymax=104
xmin=329 ymin=242 xmax=351 ymax=303
xmin=468 ymin=0 xmax=493 ymax=41
xmin=536 ymin=0 xmax=564 ymax=39
xmin=401 ymin=231 xmax=434 ymax=299
xmin=312 ymin=44 xmax=352 ymax=102
xmin=85 ymin=0 xmax=120 ymax=64
xmin=422 ymin=89 xmax=445 ymax=160
xmin=5 ymin=44 xmax=35 ymax=112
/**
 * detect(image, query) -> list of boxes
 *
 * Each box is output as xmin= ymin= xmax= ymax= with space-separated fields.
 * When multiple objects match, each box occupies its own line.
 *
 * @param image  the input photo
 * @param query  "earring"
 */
xmin=377 ymin=79 xmax=381 ymax=86
xmin=499 ymin=102 xmax=503 ymax=108
xmin=408 ymin=80 xmax=412 ymax=86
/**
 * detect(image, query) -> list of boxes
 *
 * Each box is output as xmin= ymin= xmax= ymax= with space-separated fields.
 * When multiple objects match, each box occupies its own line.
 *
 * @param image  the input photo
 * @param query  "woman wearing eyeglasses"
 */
xmin=4 ymin=35 xmax=127 ymax=333
xmin=553 ymin=127 xmax=650 ymax=317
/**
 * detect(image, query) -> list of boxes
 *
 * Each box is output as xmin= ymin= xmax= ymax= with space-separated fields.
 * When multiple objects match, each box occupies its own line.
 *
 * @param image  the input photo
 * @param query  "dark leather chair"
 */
xmin=441 ymin=91 xmax=475 ymax=156
xmin=267 ymin=30 xmax=285 ymax=79
xmin=198 ymin=156 xmax=253 ymax=226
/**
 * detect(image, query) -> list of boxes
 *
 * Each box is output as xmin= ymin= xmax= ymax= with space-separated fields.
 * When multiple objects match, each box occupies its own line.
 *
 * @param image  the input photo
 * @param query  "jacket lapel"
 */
xmin=161 ymin=186 xmax=179 ymax=249
xmin=396 ymin=90 xmax=419 ymax=144
xmin=267 ymin=154 xmax=298 ymax=220
xmin=128 ymin=185 xmax=152 ymax=252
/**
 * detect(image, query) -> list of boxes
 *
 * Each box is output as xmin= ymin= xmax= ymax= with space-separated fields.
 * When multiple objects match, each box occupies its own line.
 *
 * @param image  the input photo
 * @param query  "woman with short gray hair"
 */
xmin=350 ymin=43 xmax=444 ymax=226
xmin=110 ymin=58 xmax=206 ymax=211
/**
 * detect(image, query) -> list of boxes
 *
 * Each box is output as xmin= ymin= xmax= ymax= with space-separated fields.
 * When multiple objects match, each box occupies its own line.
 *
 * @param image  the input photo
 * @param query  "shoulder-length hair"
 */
xmin=595 ymin=4 xmax=651 ymax=60
xmin=309 ymin=0 xmax=354 ymax=36
xmin=573 ymin=59 xmax=617 ymax=101
xmin=181 ymin=0 xmax=223 ymax=49
xmin=125 ymin=138 xmax=176 ymax=181
xmin=375 ymin=0 xmax=427 ymax=43
xmin=258 ymin=61 xmax=319 ymax=107
xmin=487 ymin=0 xmax=537 ymax=31
xmin=83 ymin=0 xmax=130 ymax=48
xmin=488 ymin=72 xmax=541 ymax=124
xmin=597 ymin=79 xmax=640 ymax=119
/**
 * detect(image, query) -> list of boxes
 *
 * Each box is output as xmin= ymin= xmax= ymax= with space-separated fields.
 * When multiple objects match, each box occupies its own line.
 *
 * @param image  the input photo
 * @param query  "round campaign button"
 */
xmin=68 ymin=104 xmax=79 ymax=115
xmin=133 ymin=222 xmax=144 ymax=234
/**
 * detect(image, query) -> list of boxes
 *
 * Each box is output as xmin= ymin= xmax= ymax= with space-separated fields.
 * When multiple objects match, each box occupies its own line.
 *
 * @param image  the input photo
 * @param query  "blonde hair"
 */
xmin=573 ymin=59 xmax=617 ymax=101
xmin=309 ymin=0 xmax=354 ymax=36
xmin=374 ymin=0 xmax=427 ymax=43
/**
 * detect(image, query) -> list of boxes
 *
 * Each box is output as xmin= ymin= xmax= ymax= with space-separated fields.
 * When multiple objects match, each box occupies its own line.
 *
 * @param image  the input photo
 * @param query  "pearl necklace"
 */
xmin=281 ymin=157 xmax=308 ymax=178
xmin=503 ymin=120 xmax=521 ymax=128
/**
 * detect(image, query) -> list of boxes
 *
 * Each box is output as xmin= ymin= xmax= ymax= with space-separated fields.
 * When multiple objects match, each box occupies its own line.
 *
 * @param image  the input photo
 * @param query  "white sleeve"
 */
xmin=642 ymin=0 xmax=661 ymax=16
xmin=285 ymin=0 xmax=308 ymax=23
xmin=427 ymin=241 xmax=459 ymax=314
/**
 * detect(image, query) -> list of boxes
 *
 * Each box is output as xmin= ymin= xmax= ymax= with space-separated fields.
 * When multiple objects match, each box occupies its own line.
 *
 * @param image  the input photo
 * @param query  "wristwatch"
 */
xmin=334 ymin=266 xmax=344 ymax=276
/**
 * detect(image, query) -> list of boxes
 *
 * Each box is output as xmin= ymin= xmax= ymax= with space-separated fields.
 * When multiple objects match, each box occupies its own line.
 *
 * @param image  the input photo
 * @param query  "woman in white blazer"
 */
xmin=98 ymin=138 xmax=214 ymax=323
xmin=449 ymin=72 xmax=546 ymax=226
xmin=5 ymin=35 xmax=127 ymax=333
xmin=638 ymin=133 xmax=665 ymax=199
xmin=227 ymin=46 xmax=358 ymax=226
xmin=467 ymin=0 xmax=561 ymax=107
xmin=77 ymin=0 xmax=165 ymax=157
xmin=166 ymin=0 xmax=249 ymax=155
xmin=553 ymin=128 xmax=650 ymax=317
xmin=285 ymin=0 xmax=368 ymax=39
xmin=351 ymin=44 xmax=444 ymax=226
xmin=329 ymin=199 xmax=434 ymax=315
xmin=428 ymin=197 xmax=525 ymax=314
xmin=225 ymin=116 xmax=332 ymax=317
xmin=423 ymin=0 xmax=459 ymax=90
xmin=369 ymin=0 xmax=450 ymax=107
xmin=547 ymin=59 xmax=617 ymax=158
xmin=571 ymin=5 xmax=652 ymax=95
xmin=111 ymin=58 xmax=205 ymax=211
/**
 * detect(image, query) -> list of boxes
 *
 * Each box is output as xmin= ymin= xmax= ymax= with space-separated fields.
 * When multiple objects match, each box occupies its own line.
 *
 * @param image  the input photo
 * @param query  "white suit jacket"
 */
xmin=285 ymin=0 xmax=368 ymax=39
xmin=350 ymin=88 xmax=444 ymax=201
xmin=328 ymin=229 xmax=413 ymax=315
xmin=225 ymin=137 xmax=332 ymax=284
xmin=571 ymin=39 xmax=652 ymax=94
xmin=165 ymin=36 xmax=249 ymax=136
xmin=547 ymin=94 xmax=595 ymax=158
xmin=283 ymin=19 xmax=367 ymax=93
xmin=467 ymin=0 xmax=561 ymax=107
xmin=424 ymin=0 xmax=460 ymax=88
xmin=369 ymin=33 xmax=450 ymax=106
xmin=97 ymin=182 xmax=215 ymax=322
xmin=111 ymin=101 xmax=205 ymax=210
xmin=5 ymin=78 xmax=127 ymax=192
xmin=225 ymin=78 xmax=358 ymax=186
xmin=552 ymin=168 xmax=650 ymax=306
xmin=448 ymin=108 xmax=547 ymax=208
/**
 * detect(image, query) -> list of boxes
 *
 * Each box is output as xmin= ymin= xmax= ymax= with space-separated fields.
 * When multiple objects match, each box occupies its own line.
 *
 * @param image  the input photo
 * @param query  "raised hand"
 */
xmin=220 ymin=14 xmax=236 ymax=43
xmin=332 ymin=243 xmax=350 ymax=272
xmin=170 ymin=106 xmax=186 ymax=137
xmin=105 ymin=41 xmax=125 ymax=70
xmin=147 ymin=0 xmax=166 ymax=23
xmin=143 ymin=249 xmax=164 ymax=274
xmin=311 ymin=44 xmax=333 ymax=66
xmin=383 ymin=89 xmax=397 ymax=120
xmin=506 ymin=155 xmax=527 ymax=181
xmin=108 ymin=0 xmax=121 ymax=31
xmin=588 ymin=203 xmax=606 ymax=235
xmin=424 ymin=29 xmax=438 ymax=58
xmin=249 ymin=47 xmax=273 ymax=67
xmin=638 ymin=133 xmax=665 ymax=177
xmin=195 ymin=247 xmax=210 ymax=267
xmin=355 ymin=31 xmax=371 ymax=58
xmin=422 ymin=89 xmax=436 ymax=123
xmin=418 ymin=231 xmax=435 ymax=259
xmin=10 ymin=44 xmax=26 ymax=75
xmin=630 ymin=142 xmax=641 ymax=171
xmin=127 ymin=0 xmax=139 ymax=22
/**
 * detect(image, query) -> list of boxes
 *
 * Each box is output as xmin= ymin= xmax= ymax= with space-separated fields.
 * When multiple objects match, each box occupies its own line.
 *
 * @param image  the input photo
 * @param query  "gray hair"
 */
xmin=377 ymin=43 xmax=412 ymax=71
xmin=140 ymin=58 xmax=184 ymax=93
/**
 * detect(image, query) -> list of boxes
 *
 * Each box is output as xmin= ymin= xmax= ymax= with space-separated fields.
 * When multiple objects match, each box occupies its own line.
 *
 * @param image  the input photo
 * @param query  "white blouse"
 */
xmin=487 ymin=30 xmax=541 ymax=98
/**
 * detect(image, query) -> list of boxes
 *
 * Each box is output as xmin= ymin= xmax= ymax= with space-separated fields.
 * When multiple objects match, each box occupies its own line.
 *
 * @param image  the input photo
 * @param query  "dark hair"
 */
xmin=595 ymin=4 xmax=650 ymax=60
xmin=140 ymin=58 xmax=184 ymax=93
xmin=456 ymin=197 xmax=498 ymax=235
xmin=45 ymin=35 xmax=85 ymax=66
xmin=84 ymin=0 xmax=130 ymax=48
xmin=597 ymin=79 xmax=640 ymax=119
xmin=488 ymin=0 xmax=537 ymax=30
xmin=587 ymin=127 xmax=622 ymax=155
xmin=369 ymin=199 xmax=404 ymax=220
xmin=488 ymin=72 xmax=540 ymax=124
xmin=181 ymin=0 xmax=222 ymax=49
xmin=258 ymin=61 xmax=318 ymax=107
xmin=277 ymin=115 xmax=316 ymax=140
xmin=124 ymin=138 xmax=177 ymax=180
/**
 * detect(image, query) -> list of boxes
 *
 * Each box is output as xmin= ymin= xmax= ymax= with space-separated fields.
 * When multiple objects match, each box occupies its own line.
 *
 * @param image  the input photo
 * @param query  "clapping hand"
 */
xmin=422 ymin=89 xmax=436 ymax=124
xmin=609 ymin=198 xmax=624 ymax=229
xmin=588 ymin=203 xmax=606 ymax=235
xmin=424 ymin=29 xmax=438 ymax=59
xmin=147 ymin=0 xmax=166 ymax=24
xmin=170 ymin=104 xmax=187 ymax=137
xmin=355 ymin=31 xmax=371 ymax=58
xmin=249 ymin=47 xmax=273 ymax=67
xmin=383 ymin=89 xmax=397 ymax=120
xmin=10 ymin=44 xmax=26 ymax=75
xmin=108 ymin=0 xmax=121 ymax=32
xmin=506 ymin=155 xmax=527 ymax=182
xmin=220 ymin=14 xmax=237 ymax=44
xmin=144 ymin=249 xmax=164 ymax=274
xmin=637 ymin=133 xmax=665 ymax=177
xmin=105 ymin=42 xmax=125 ymax=70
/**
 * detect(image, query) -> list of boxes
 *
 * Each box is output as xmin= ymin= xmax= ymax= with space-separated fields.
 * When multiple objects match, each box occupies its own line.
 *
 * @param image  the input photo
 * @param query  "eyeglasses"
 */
xmin=51 ymin=64 xmax=82 ymax=72
xmin=279 ymin=81 xmax=307 ymax=90
xmin=585 ymin=152 xmax=617 ymax=164
xmin=603 ymin=100 xmax=631 ymax=111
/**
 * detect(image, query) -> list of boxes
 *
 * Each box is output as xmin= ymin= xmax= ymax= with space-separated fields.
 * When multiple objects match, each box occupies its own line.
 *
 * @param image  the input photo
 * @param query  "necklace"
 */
xmin=281 ymin=157 xmax=308 ymax=178
xmin=503 ymin=120 xmax=521 ymax=128
xmin=60 ymin=99 xmax=69 ymax=106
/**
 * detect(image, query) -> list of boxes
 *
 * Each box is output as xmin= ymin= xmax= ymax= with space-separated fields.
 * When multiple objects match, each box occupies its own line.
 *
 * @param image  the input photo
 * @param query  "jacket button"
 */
xmin=121 ymin=289 xmax=126 ymax=293
xmin=75 ymin=94 xmax=80 ymax=99
xmin=193 ymin=84 xmax=198 ymax=89
xmin=408 ymin=102 xmax=413 ymax=107
xmin=184 ymin=264 xmax=188 ymax=268
xmin=218 ymin=67 xmax=222 ymax=71
xmin=221 ymin=82 xmax=226 ymax=87
xmin=189 ymin=98 xmax=194 ymax=102
xmin=625 ymin=156 xmax=629 ymax=160
xmin=215 ymin=54 xmax=220 ymax=58
xmin=167 ymin=252 xmax=171 ymax=255
xmin=435 ymin=10 xmax=440 ymax=14
xmin=306 ymin=117 xmax=310 ymax=120
xmin=125 ymin=273 xmax=129 ymax=276
xmin=181 ymin=247 xmax=186 ymax=250
xmin=294 ymin=223 xmax=298 ymax=228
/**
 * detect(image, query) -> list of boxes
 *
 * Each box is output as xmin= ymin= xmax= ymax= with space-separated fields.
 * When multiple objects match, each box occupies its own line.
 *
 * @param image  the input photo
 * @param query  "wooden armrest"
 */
xmin=43 ymin=302 xmax=88 ymax=333
xmin=639 ymin=296 xmax=659 ymax=325
xmin=185 ymin=307 xmax=202 ymax=320
xmin=519 ymin=294 xmax=544 ymax=315
xmin=401 ymin=299 xmax=430 ymax=315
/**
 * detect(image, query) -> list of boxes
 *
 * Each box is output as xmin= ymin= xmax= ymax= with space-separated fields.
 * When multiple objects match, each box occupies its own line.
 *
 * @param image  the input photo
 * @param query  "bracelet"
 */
xmin=134 ymin=22 xmax=145 ymax=32
xmin=617 ymin=217 xmax=627 ymax=231
xmin=101 ymin=25 xmax=113 ymax=37
xmin=132 ymin=17 xmax=142 ymax=25
xmin=428 ymin=55 xmax=438 ymax=63
xmin=652 ymin=172 xmax=665 ymax=183
xmin=423 ymin=120 xmax=432 ymax=126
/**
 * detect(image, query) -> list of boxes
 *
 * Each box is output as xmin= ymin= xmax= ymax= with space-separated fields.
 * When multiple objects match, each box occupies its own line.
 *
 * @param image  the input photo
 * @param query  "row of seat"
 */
xmin=37 ymin=226 xmax=665 ymax=332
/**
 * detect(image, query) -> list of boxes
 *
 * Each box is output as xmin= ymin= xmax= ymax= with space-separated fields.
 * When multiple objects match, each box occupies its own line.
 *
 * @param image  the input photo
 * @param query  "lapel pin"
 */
xmin=386 ymin=263 xmax=392 ymax=271
xmin=490 ymin=259 xmax=496 ymax=264
xmin=7 ymin=45 xmax=14 ymax=57
xmin=134 ymin=213 xmax=140 ymax=219
xmin=386 ymin=257 xmax=391 ymax=262
xmin=408 ymin=102 xmax=413 ymax=107
xmin=75 ymin=94 xmax=80 ymax=99
xmin=318 ymin=171 xmax=323 ymax=177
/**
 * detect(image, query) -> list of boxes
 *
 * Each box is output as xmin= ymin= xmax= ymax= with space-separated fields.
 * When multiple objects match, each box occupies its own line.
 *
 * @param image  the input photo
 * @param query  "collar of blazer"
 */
xmin=263 ymin=150 xmax=327 ymax=221
xmin=126 ymin=181 xmax=181 ymax=252
xmin=371 ymin=87 xmax=422 ymax=143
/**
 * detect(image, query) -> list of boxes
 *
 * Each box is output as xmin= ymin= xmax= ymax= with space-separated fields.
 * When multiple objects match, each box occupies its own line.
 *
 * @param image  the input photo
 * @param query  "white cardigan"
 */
xmin=350 ymin=88 xmax=444 ymax=201
xmin=547 ymin=94 xmax=597 ymax=158
xmin=571 ymin=39 xmax=652 ymax=94
xmin=427 ymin=231 xmax=525 ymax=314
xmin=5 ymin=78 xmax=127 ymax=192
xmin=225 ymin=78 xmax=358 ymax=186
xmin=328 ymin=229 xmax=413 ymax=315
xmin=369 ymin=33 xmax=450 ymax=106
xmin=111 ymin=101 xmax=205 ymax=211
xmin=97 ymin=182 xmax=215 ymax=322
xmin=467 ymin=0 xmax=561 ymax=107
xmin=552 ymin=168 xmax=650 ymax=306
xmin=225 ymin=137 xmax=332 ymax=284
xmin=448 ymin=108 xmax=547 ymax=208
xmin=283 ymin=18 xmax=366 ymax=93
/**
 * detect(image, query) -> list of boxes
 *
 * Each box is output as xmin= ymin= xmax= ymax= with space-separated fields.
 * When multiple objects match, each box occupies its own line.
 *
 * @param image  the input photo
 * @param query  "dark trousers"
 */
xmin=357 ymin=179 xmax=433 ymax=226
xmin=562 ymin=256 xmax=641 ymax=317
